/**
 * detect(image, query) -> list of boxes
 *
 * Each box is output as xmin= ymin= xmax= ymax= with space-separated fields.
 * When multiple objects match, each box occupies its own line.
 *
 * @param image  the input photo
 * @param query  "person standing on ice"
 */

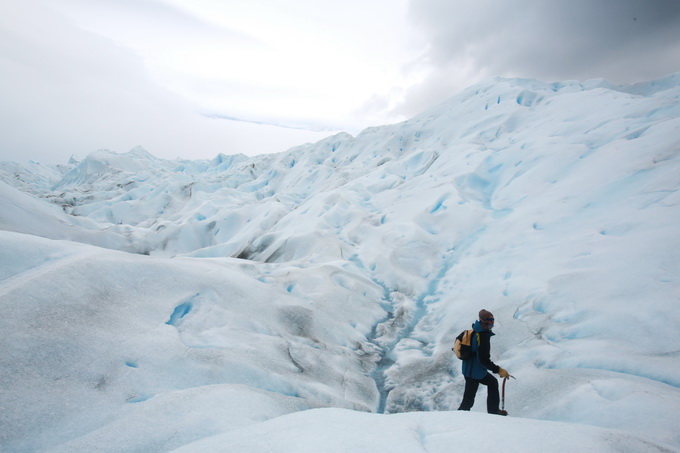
xmin=457 ymin=309 xmax=510 ymax=415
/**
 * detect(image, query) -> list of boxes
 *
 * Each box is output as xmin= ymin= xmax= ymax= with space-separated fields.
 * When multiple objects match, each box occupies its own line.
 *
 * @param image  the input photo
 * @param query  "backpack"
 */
xmin=453 ymin=329 xmax=477 ymax=360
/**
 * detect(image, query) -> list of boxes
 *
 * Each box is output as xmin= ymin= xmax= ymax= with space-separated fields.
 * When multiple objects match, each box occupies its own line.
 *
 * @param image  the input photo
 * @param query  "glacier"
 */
xmin=1 ymin=74 xmax=679 ymax=452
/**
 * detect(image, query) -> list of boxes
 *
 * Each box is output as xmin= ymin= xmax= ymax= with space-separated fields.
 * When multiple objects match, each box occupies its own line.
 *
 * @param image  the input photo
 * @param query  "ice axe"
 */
xmin=501 ymin=375 xmax=516 ymax=414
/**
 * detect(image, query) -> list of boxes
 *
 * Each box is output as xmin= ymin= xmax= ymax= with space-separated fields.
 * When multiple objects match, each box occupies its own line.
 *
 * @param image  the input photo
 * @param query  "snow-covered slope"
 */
xmin=0 ymin=231 xmax=383 ymax=451
xmin=0 ymin=180 xmax=136 ymax=250
xmin=173 ymin=408 xmax=673 ymax=453
xmin=1 ymin=74 xmax=679 ymax=452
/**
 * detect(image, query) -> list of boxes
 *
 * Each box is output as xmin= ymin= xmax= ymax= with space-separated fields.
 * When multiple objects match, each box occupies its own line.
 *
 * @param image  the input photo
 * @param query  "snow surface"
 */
xmin=1 ymin=74 xmax=680 ymax=452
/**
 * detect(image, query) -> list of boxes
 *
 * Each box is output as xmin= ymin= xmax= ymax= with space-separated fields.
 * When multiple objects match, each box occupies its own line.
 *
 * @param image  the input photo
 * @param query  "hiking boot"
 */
xmin=497 ymin=410 xmax=508 ymax=416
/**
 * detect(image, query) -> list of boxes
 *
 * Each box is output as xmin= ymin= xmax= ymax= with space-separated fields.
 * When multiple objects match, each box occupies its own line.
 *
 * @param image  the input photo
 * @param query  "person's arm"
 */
xmin=477 ymin=333 xmax=500 ymax=373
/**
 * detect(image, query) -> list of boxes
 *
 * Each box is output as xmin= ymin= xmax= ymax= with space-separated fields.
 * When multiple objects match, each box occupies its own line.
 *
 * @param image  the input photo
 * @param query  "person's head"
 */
xmin=479 ymin=309 xmax=495 ymax=331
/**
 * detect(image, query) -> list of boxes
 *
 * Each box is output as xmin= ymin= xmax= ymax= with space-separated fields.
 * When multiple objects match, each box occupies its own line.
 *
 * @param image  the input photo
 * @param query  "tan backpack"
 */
xmin=453 ymin=329 xmax=477 ymax=360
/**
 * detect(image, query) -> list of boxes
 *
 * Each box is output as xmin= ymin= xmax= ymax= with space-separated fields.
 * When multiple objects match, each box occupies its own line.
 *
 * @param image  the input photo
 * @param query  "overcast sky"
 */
xmin=1 ymin=0 xmax=679 ymax=164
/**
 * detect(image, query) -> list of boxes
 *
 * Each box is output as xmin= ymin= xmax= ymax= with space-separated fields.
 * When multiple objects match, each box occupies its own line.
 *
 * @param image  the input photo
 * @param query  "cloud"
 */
xmin=0 ymin=0 xmax=425 ymax=164
xmin=399 ymin=0 xmax=680 ymax=116
xmin=0 ymin=1 xmax=334 ymax=163
xmin=58 ymin=0 xmax=261 ymax=47
xmin=2 ymin=0 xmax=678 ymax=164
xmin=46 ymin=0 xmax=404 ymax=132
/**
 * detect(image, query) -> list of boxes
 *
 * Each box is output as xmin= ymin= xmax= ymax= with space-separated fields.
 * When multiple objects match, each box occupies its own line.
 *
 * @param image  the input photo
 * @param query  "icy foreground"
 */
xmin=1 ymin=74 xmax=679 ymax=452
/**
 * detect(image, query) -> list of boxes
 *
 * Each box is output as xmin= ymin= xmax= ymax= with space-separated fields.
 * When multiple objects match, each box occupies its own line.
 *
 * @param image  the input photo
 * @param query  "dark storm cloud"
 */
xmin=399 ymin=0 xmax=680 ymax=115
xmin=410 ymin=0 xmax=680 ymax=78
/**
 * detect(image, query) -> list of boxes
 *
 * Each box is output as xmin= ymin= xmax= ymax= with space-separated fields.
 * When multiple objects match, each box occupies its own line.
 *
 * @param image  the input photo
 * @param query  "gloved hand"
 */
xmin=498 ymin=367 xmax=510 ymax=378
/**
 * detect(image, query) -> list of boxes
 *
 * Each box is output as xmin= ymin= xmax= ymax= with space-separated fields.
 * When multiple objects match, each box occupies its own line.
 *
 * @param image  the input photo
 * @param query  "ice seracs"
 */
xmin=1 ymin=73 xmax=679 ymax=452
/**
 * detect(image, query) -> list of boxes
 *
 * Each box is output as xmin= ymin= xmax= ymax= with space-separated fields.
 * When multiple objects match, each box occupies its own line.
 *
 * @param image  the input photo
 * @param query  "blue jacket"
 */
xmin=461 ymin=320 xmax=501 ymax=379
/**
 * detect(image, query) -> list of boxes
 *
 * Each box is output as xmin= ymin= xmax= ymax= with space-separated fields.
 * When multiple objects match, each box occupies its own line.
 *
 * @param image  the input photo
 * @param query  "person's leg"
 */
xmin=479 ymin=373 xmax=500 ymax=414
xmin=458 ymin=376 xmax=480 ymax=411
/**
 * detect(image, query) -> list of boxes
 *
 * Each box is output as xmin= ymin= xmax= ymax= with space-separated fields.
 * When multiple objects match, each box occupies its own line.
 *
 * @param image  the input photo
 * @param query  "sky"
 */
xmin=1 ymin=0 xmax=679 ymax=164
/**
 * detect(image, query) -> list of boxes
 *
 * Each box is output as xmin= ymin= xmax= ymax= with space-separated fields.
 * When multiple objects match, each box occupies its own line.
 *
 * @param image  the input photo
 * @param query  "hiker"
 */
xmin=457 ymin=309 xmax=510 ymax=415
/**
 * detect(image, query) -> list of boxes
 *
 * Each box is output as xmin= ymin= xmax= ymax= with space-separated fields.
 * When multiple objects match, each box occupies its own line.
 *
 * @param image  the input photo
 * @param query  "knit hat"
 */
xmin=479 ymin=309 xmax=495 ymax=329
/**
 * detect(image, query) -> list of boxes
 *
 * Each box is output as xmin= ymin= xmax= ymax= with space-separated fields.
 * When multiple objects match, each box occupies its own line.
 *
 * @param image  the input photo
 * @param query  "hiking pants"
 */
xmin=457 ymin=372 xmax=500 ymax=413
